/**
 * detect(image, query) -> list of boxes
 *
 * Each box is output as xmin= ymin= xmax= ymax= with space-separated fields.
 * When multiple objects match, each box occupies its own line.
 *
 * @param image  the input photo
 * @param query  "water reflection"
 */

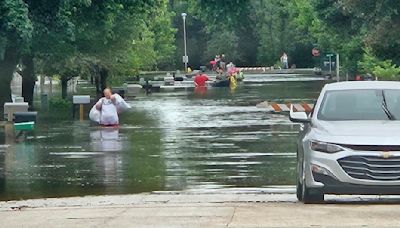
xmin=0 ymin=79 xmax=325 ymax=200
xmin=90 ymin=128 xmax=123 ymax=187
xmin=90 ymin=128 xmax=122 ymax=152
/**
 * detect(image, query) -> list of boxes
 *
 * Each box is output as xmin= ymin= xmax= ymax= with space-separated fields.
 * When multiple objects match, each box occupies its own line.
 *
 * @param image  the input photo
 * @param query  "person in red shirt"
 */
xmin=194 ymin=73 xmax=209 ymax=87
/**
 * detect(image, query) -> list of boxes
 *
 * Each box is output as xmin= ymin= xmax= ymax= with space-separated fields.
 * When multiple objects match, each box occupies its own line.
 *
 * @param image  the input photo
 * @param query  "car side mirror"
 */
xmin=289 ymin=104 xmax=310 ymax=123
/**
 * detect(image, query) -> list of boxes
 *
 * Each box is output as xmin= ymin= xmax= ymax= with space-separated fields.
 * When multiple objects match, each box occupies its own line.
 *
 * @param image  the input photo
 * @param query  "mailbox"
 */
xmin=13 ymin=112 xmax=37 ymax=123
xmin=126 ymin=84 xmax=142 ymax=97
xmin=4 ymin=102 xmax=29 ymax=122
xmin=14 ymin=97 xmax=24 ymax=103
xmin=164 ymin=76 xmax=175 ymax=86
xmin=72 ymin=95 xmax=90 ymax=104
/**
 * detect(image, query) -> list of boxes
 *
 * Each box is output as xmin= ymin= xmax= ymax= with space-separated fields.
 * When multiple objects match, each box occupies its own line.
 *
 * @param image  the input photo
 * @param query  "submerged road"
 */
xmin=1 ymin=191 xmax=400 ymax=227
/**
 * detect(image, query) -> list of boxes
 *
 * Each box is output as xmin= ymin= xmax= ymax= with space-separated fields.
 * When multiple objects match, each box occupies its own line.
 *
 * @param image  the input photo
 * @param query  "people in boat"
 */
xmin=210 ymin=60 xmax=217 ymax=71
xmin=95 ymin=88 xmax=119 ymax=126
xmin=219 ymin=54 xmax=226 ymax=71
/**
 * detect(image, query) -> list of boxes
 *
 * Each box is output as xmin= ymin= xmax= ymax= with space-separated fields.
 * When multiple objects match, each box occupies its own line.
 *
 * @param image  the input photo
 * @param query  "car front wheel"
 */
xmin=302 ymin=182 xmax=324 ymax=204
xmin=301 ymin=160 xmax=324 ymax=204
xmin=296 ymin=152 xmax=303 ymax=201
xmin=296 ymin=180 xmax=303 ymax=201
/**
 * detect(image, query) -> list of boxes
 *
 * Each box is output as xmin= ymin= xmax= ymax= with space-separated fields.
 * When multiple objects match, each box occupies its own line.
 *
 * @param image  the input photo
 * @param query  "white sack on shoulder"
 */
xmin=113 ymin=93 xmax=131 ymax=112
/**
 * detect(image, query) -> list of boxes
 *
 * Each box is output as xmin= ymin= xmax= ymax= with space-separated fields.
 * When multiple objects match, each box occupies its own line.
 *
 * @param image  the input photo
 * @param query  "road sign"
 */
xmin=182 ymin=55 xmax=188 ymax=63
xmin=312 ymin=48 xmax=320 ymax=57
xmin=326 ymin=54 xmax=334 ymax=57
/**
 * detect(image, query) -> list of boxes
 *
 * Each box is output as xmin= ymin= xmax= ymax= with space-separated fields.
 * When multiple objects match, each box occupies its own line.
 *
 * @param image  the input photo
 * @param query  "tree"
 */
xmin=71 ymin=0 xmax=172 ymax=96
xmin=0 ymin=0 xmax=32 ymax=111
xmin=253 ymin=0 xmax=293 ymax=66
xmin=358 ymin=48 xmax=400 ymax=80
xmin=29 ymin=0 xmax=174 ymax=99
xmin=310 ymin=0 xmax=400 ymax=75
xmin=187 ymin=0 xmax=258 ymax=66
xmin=172 ymin=0 xmax=317 ymax=68
xmin=153 ymin=3 xmax=177 ymax=70
xmin=20 ymin=0 xmax=82 ymax=105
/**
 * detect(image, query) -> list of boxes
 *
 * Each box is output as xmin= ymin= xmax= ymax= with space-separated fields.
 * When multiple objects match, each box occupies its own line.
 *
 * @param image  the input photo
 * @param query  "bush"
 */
xmin=358 ymin=48 xmax=400 ymax=80
xmin=274 ymin=61 xmax=284 ymax=69
xmin=372 ymin=60 xmax=400 ymax=80
xmin=49 ymin=97 xmax=71 ymax=112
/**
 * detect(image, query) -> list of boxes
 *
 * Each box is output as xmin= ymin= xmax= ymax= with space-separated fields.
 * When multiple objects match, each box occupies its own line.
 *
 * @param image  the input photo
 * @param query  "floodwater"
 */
xmin=0 ymin=75 xmax=325 ymax=200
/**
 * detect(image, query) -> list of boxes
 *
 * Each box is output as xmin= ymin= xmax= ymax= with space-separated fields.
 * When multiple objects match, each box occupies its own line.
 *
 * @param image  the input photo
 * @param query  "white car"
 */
xmin=290 ymin=81 xmax=400 ymax=203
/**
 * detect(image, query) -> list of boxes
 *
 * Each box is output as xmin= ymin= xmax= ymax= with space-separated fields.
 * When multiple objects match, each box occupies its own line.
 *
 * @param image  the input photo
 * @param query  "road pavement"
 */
xmin=1 ymin=191 xmax=400 ymax=227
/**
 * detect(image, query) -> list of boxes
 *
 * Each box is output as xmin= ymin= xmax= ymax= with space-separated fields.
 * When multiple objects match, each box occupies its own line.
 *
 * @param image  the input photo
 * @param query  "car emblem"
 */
xmin=381 ymin=151 xmax=392 ymax=159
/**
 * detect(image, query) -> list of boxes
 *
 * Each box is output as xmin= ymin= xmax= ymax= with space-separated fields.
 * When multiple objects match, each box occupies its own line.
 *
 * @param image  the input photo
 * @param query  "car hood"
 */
xmin=311 ymin=120 xmax=400 ymax=145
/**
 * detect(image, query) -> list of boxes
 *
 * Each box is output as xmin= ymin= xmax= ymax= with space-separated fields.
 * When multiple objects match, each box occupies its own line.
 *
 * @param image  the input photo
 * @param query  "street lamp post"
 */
xmin=181 ymin=13 xmax=188 ymax=72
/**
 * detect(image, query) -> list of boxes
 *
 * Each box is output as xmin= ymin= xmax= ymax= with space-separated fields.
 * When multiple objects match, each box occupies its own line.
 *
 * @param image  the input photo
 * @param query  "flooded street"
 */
xmin=0 ymin=76 xmax=325 ymax=200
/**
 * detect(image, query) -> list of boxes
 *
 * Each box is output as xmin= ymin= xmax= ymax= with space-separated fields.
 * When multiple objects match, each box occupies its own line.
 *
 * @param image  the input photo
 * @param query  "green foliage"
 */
xmin=153 ymin=4 xmax=177 ymax=69
xmin=174 ymin=0 xmax=318 ymax=67
xmin=177 ymin=0 xmax=253 ymax=65
xmin=205 ymin=31 xmax=241 ymax=62
xmin=0 ymin=0 xmax=32 ymax=55
xmin=310 ymin=0 xmax=400 ymax=76
xmin=49 ymin=96 xmax=71 ymax=111
xmin=358 ymin=49 xmax=380 ymax=75
xmin=188 ymin=0 xmax=251 ymax=31
xmin=358 ymin=49 xmax=400 ymax=80
xmin=25 ymin=0 xmax=177 ymax=89
xmin=273 ymin=61 xmax=284 ymax=69
xmin=373 ymin=61 xmax=400 ymax=80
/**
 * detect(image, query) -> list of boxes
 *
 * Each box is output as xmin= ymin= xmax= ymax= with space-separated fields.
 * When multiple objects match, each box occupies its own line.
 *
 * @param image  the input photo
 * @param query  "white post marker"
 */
xmin=336 ymin=53 xmax=340 ymax=82
xmin=326 ymin=54 xmax=333 ymax=76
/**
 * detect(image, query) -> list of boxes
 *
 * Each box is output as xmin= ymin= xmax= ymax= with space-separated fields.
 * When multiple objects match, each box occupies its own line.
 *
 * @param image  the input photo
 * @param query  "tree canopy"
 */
xmin=0 ymin=0 xmax=176 ymax=109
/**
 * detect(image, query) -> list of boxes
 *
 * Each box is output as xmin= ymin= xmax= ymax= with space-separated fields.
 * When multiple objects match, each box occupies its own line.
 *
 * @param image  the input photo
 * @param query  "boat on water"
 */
xmin=212 ymin=79 xmax=230 ymax=87
xmin=212 ymin=74 xmax=239 ymax=88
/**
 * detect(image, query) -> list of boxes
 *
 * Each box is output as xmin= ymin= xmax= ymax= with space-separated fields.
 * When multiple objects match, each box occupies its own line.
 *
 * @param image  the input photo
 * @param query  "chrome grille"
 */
xmin=338 ymin=156 xmax=400 ymax=181
xmin=340 ymin=145 xmax=400 ymax=151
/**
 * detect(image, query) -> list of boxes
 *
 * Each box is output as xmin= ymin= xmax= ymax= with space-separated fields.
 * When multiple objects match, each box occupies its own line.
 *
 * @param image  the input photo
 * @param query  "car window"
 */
xmin=384 ymin=90 xmax=400 ymax=119
xmin=317 ymin=89 xmax=392 ymax=121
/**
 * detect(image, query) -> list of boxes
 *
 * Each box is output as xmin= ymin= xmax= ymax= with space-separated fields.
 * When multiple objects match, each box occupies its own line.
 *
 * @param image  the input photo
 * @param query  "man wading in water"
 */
xmin=95 ymin=88 xmax=119 ymax=126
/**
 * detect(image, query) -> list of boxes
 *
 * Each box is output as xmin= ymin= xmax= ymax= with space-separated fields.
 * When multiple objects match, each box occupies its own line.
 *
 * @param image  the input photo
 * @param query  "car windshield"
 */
xmin=317 ymin=89 xmax=400 ymax=121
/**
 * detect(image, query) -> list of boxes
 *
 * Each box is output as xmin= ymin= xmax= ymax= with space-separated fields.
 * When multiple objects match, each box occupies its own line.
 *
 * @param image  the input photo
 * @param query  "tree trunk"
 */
xmin=0 ymin=79 xmax=12 ymax=117
xmin=0 ymin=47 xmax=18 ymax=115
xmin=94 ymin=76 xmax=101 ymax=98
xmin=61 ymin=76 xmax=68 ymax=99
xmin=21 ymin=55 xmax=35 ymax=109
xmin=99 ymin=67 xmax=108 ymax=91
xmin=89 ymin=63 xmax=102 ymax=97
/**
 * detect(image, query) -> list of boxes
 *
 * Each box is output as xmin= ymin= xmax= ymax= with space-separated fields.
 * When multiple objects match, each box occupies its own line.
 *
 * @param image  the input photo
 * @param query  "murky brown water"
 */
xmin=0 ymin=75 xmax=325 ymax=200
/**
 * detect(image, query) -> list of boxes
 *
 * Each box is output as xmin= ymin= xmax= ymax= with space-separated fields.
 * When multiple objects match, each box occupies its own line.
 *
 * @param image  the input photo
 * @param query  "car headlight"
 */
xmin=310 ymin=141 xmax=343 ymax=153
